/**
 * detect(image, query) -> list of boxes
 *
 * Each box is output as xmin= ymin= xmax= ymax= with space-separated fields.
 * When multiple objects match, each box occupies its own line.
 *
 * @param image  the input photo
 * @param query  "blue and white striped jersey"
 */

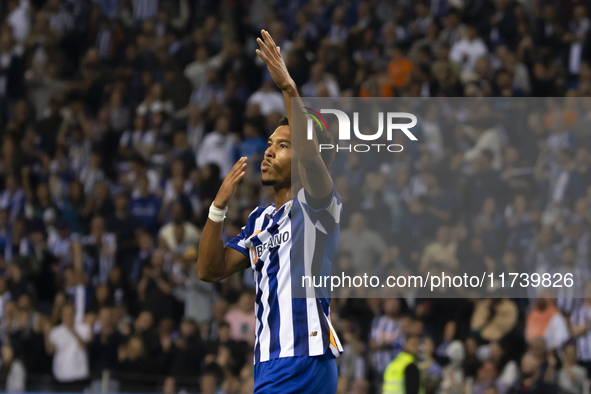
xmin=571 ymin=303 xmax=591 ymax=361
xmin=226 ymin=186 xmax=344 ymax=364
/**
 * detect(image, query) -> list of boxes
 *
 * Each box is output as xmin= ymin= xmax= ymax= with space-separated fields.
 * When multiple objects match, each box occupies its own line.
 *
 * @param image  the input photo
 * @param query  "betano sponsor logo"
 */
xmin=303 ymin=108 xmax=418 ymax=153
xmin=254 ymin=231 xmax=290 ymax=258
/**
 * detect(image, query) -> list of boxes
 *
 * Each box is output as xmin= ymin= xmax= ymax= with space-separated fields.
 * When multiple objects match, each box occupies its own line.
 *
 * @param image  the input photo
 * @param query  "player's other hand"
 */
xmin=213 ymin=157 xmax=248 ymax=210
xmin=256 ymin=29 xmax=294 ymax=91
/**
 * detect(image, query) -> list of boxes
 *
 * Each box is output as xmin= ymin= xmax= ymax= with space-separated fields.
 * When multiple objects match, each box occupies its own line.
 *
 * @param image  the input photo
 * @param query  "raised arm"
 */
xmin=256 ymin=30 xmax=333 ymax=199
xmin=197 ymin=158 xmax=251 ymax=282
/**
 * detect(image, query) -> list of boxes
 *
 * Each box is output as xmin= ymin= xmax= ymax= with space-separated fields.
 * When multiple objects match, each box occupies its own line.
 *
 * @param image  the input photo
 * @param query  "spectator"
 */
xmin=1 ymin=344 xmax=26 ymax=392
xmin=553 ymin=244 xmax=591 ymax=315
xmin=132 ymin=310 xmax=160 ymax=356
xmin=80 ymin=216 xmax=117 ymax=286
xmin=174 ymin=246 xmax=217 ymax=325
xmin=42 ymin=302 xmax=92 ymax=388
xmin=238 ymin=120 xmax=267 ymax=172
xmin=129 ymin=175 xmax=162 ymax=235
xmin=471 ymin=299 xmax=518 ymax=342
xmin=118 ymin=335 xmax=159 ymax=374
xmin=338 ymin=320 xmax=367 ymax=388
xmin=107 ymin=193 xmax=141 ymax=276
xmin=137 ymin=250 xmax=174 ymax=323
xmin=419 ymin=225 xmax=458 ymax=274
xmin=370 ymin=298 xmax=404 ymax=387
xmin=118 ymin=114 xmax=154 ymax=162
xmin=570 ymin=283 xmax=591 ymax=378
xmin=472 ymin=362 xmax=505 ymax=394
xmin=382 ymin=335 xmax=422 ymax=394
xmin=564 ymin=5 xmax=590 ymax=85
xmin=246 ymin=80 xmax=285 ymax=117
xmin=463 ymin=121 xmax=503 ymax=171
xmin=508 ymin=353 xmax=558 ymax=394
xmin=525 ymin=294 xmax=569 ymax=351
xmin=129 ymin=229 xmax=154 ymax=285
xmin=0 ymin=174 xmax=25 ymax=224
xmin=186 ymin=105 xmax=205 ymax=154
xmin=301 ymin=62 xmax=340 ymax=97
xmin=184 ymin=46 xmax=224 ymax=91
xmin=339 ymin=212 xmax=386 ymax=273
xmin=223 ymin=291 xmax=255 ymax=348
xmin=419 ymin=337 xmax=443 ymax=393
xmin=464 ymin=150 xmax=504 ymax=218
xmin=88 ymin=307 xmax=122 ymax=375
xmin=449 ymin=24 xmax=488 ymax=74
xmin=162 ymin=376 xmax=176 ymax=394
xmin=158 ymin=203 xmax=200 ymax=253
xmin=167 ymin=317 xmax=205 ymax=376
xmin=388 ymin=46 xmax=413 ymax=88
xmin=196 ymin=117 xmax=236 ymax=178
xmin=489 ymin=341 xmax=520 ymax=389
xmin=441 ymin=340 xmax=465 ymax=393
xmin=557 ymin=341 xmax=587 ymax=394
xmin=205 ymin=320 xmax=247 ymax=377
xmin=200 ymin=370 xmax=222 ymax=394
xmin=6 ymin=0 xmax=31 ymax=44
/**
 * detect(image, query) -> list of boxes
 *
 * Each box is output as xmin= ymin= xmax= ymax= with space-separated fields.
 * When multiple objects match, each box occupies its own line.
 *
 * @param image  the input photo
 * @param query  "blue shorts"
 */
xmin=253 ymin=351 xmax=338 ymax=394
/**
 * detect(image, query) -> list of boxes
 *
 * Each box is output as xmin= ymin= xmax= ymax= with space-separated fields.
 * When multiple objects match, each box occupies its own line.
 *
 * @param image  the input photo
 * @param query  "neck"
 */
xmin=273 ymin=185 xmax=292 ymax=210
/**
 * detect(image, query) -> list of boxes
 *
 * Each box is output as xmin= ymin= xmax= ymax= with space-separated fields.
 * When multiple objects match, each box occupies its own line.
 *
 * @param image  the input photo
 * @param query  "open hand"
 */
xmin=256 ymin=30 xmax=295 ymax=91
xmin=213 ymin=157 xmax=248 ymax=209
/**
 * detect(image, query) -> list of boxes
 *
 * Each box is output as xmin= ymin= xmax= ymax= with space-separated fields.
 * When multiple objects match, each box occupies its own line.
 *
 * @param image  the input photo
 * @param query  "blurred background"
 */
xmin=0 ymin=0 xmax=590 ymax=393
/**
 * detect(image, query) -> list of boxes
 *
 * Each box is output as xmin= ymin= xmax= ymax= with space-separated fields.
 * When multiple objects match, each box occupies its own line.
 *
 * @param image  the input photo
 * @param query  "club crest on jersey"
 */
xmin=281 ymin=202 xmax=292 ymax=220
xmin=254 ymin=231 xmax=290 ymax=258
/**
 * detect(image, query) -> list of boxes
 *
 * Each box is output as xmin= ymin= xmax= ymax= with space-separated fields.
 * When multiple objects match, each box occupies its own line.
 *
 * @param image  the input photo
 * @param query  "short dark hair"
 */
xmin=278 ymin=116 xmax=289 ymax=127
xmin=278 ymin=116 xmax=336 ymax=168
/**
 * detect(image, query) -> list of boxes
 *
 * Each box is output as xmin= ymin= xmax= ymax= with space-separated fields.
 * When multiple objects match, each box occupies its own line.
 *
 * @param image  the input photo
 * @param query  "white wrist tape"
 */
xmin=208 ymin=203 xmax=228 ymax=223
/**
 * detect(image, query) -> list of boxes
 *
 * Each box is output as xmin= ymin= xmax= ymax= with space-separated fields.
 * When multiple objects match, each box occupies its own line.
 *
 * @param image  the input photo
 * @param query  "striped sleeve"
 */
xmin=299 ymin=185 xmax=342 ymax=235
xmin=225 ymin=207 xmax=262 ymax=257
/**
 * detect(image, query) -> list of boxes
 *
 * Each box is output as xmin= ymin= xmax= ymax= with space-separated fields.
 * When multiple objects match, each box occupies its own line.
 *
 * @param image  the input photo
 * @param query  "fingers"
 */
xmin=227 ymin=157 xmax=248 ymax=181
xmin=230 ymin=157 xmax=248 ymax=173
xmin=233 ymin=156 xmax=247 ymax=165
xmin=256 ymin=37 xmax=270 ymax=57
xmin=256 ymin=39 xmax=268 ymax=55
xmin=263 ymin=29 xmax=276 ymax=48
xmin=257 ymin=30 xmax=280 ymax=60
xmin=255 ymin=48 xmax=269 ymax=64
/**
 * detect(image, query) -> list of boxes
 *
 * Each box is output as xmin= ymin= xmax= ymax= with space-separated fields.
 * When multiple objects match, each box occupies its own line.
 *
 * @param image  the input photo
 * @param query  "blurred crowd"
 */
xmin=0 ymin=0 xmax=590 ymax=393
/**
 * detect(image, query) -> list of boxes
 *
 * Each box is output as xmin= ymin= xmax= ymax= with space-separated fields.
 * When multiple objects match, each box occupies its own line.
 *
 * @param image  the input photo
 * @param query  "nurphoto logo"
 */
xmin=303 ymin=108 xmax=418 ymax=153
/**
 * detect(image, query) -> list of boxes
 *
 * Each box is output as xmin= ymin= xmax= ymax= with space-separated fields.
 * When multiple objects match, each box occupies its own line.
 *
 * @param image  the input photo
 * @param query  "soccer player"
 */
xmin=197 ymin=30 xmax=343 ymax=393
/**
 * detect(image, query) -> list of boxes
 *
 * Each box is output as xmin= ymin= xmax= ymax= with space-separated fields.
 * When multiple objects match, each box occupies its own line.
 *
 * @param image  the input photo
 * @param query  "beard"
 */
xmin=261 ymin=178 xmax=277 ymax=186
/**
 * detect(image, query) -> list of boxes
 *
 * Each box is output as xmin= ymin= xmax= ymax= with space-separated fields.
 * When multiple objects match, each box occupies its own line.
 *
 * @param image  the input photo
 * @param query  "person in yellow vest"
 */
xmin=383 ymin=335 xmax=425 ymax=394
